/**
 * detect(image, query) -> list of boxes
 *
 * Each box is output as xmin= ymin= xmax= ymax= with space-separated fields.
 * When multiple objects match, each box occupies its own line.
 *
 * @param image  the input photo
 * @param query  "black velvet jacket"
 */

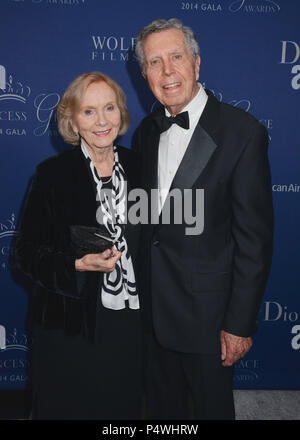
xmin=15 ymin=146 xmax=141 ymax=341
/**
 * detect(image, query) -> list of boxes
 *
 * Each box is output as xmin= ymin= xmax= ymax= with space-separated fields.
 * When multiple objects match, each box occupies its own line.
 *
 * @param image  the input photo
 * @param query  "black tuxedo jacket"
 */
xmin=137 ymin=91 xmax=273 ymax=354
xmin=15 ymin=145 xmax=140 ymax=341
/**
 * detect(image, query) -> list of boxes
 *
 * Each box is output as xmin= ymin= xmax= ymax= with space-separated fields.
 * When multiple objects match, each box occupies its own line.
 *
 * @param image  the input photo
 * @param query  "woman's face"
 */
xmin=71 ymin=81 xmax=121 ymax=154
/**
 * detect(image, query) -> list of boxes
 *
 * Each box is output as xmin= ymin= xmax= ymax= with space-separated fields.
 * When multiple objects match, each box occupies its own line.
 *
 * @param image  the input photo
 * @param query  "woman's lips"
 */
xmin=93 ymin=128 xmax=112 ymax=136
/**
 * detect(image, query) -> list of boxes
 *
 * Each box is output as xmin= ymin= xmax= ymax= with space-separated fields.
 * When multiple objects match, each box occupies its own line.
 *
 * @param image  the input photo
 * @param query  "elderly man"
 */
xmin=135 ymin=18 xmax=273 ymax=419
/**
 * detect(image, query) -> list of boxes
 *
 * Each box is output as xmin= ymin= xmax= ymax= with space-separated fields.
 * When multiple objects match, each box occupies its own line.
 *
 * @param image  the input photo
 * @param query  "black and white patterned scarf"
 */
xmin=81 ymin=141 xmax=139 ymax=310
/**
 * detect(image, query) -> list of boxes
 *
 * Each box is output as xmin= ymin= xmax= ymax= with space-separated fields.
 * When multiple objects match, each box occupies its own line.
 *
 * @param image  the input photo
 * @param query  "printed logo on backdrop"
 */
xmin=0 ymin=325 xmax=31 ymax=387
xmin=229 ymin=0 xmax=280 ymax=13
xmin=272 ymin=183 xmax=300 ymax=194
xmin=280 ymin=41 xmax=300 ymax=90
xmin=179 ymin=0 xmax=280 ymax=13
xmin=91 ymin=35 xmax=136 ymax=62
xmin=0 ymin=70 xmax=29 ymax=137
xmin=0 ymin=66 xmax=6 ymax=90
xmin=180 ymin=2 xmax=222 ymax=12
xmin=262 ymin=301 xmax=300 ymax=351
xmin=9 ymin=0 xmax=86 ymax=5
xmin=0 ymin=326 xmax=29 ymax=352
xmin=234 ymin=298 xmax=300 ymax=384
xmin=234 ymin=358 xmax=260 ymax=385
xmin=0 ymin=66 xmax=60 ymax=138
xmin=0 ymin=213 xmax=17 ymax=271
xmin=207 ymin=86 xmax=274 ymax=141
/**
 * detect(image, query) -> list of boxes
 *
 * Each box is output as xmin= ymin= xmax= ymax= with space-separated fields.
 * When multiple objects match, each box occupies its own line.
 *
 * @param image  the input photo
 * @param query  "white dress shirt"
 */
xmin=158 ymin=83 xmax=208 ymax=212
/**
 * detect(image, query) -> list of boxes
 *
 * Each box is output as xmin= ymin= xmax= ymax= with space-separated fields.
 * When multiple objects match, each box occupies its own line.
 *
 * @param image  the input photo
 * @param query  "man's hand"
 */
xmin=220 ymin=330 xmax=252 ymax=367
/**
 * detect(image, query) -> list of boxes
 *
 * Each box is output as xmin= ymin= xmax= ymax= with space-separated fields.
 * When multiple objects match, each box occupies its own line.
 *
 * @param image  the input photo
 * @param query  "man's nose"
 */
xmin=162 ymin=58 xmax=174 ymax=76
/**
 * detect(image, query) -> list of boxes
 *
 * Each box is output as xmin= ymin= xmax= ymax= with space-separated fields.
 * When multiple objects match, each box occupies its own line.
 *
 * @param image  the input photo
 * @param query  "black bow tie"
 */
xmin=154 ymin=111 xmax=190 ymax=133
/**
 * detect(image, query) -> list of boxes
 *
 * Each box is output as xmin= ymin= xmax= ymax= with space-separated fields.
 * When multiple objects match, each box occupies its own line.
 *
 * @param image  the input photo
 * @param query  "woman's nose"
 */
xmin=95 ymin=111 xmax=107 ymax=126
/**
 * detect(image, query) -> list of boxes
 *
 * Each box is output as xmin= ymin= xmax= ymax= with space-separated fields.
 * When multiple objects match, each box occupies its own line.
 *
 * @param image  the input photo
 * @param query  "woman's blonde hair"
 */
xmin=57 ymin=71 xmax=130 ymax=145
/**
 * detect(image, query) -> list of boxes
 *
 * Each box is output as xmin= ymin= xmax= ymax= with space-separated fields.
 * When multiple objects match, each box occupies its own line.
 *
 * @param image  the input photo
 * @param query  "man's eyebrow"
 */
xmin=146 ymin=47 xmax=186 ymax=60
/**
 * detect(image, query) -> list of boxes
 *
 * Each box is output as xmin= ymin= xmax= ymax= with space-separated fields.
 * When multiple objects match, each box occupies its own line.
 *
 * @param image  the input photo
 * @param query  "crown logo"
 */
xmin=0 ymin=327 xmax=30 ymax=352
xmin=0 ymin=213 xmax=17 ymax=240
xmin=0 ymin=74 xmax=31 ymax=103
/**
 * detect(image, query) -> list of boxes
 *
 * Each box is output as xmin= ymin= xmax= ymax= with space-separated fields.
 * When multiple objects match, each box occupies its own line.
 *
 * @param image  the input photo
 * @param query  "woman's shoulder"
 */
xmin=35 ymin=147 xmax=79 ymax=185
xmin=38 ymin=147 xmax=77 ymax=168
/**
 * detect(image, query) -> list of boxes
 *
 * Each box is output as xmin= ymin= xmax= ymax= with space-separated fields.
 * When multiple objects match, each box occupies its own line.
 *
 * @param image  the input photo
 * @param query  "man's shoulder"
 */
xmin=116 ymin=145 xmax=141 ymax=187
xmin=117 ymin=145 xmax=140 ymax=166
xmin=206 ymin=90 xmax=262 ymax=129
xmin=137 ymin=106 xmax=164 ymax=131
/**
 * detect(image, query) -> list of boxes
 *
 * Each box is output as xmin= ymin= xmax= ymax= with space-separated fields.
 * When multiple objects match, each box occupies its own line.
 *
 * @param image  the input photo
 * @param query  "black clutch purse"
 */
xmin=70 ymin=225 xmax=115 ymax=258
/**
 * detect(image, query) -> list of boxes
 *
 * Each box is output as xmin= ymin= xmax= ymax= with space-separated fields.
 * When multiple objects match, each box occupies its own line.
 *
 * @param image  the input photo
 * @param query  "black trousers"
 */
xmin=32 ymin=307 xmax=142 ymax=420
xmin=144 ymin=332 xmax=235 ymax=420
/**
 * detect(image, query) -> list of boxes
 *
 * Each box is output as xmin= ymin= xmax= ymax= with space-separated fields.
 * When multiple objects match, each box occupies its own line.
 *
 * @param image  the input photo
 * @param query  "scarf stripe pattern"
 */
xmin=81 ymin=142 xmax=139 ymax=310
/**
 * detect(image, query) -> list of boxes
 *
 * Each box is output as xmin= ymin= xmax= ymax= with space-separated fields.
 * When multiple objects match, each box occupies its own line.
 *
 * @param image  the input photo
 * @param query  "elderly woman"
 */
xmin=16 ymin=72 xmax=142 ymax=419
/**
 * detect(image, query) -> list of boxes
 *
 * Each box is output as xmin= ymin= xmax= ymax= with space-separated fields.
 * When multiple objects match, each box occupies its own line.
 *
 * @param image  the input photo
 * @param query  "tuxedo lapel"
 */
xmin=157 ymin=123 xmax=217 ymax=227
xmin=147 ymin=93 xmax=220 ymax=226
xmin=144 ymin=113 xmax=162 ymax=192
xmin=156 ymin=93 xmax=219 ymax=224
xmin=147 ymin=132 xmax=160 ymax=191
xmin=169 ymin=91 xmax=220 ymax=192
xmin=169 ymin=122 xmax=218 ymax=192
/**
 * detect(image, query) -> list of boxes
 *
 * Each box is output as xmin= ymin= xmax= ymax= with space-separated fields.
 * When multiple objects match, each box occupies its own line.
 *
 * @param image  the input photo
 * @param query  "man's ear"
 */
xmin=195 ymin=55 xmax=201 ymax=81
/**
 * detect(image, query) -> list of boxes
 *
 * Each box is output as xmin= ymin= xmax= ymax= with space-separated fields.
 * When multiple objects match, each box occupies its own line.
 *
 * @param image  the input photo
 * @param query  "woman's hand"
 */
xmin=75 ymin=247 xmax=121 ymax=273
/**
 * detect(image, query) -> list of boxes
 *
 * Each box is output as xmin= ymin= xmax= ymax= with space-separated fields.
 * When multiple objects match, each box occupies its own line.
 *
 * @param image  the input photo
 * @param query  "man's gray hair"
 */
xmin=135 ymin=18 xmax=200 ymax=72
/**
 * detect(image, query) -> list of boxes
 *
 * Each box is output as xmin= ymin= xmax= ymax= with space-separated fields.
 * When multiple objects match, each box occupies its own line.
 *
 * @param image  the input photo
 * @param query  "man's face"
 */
xmin=142 ymin=28 xmax=200 ymax=115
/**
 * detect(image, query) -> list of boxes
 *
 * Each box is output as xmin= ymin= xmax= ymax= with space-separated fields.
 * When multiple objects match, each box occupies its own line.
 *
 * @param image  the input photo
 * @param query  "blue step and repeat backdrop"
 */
xmin=0 ymin=0 xmax=299 ymax=391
